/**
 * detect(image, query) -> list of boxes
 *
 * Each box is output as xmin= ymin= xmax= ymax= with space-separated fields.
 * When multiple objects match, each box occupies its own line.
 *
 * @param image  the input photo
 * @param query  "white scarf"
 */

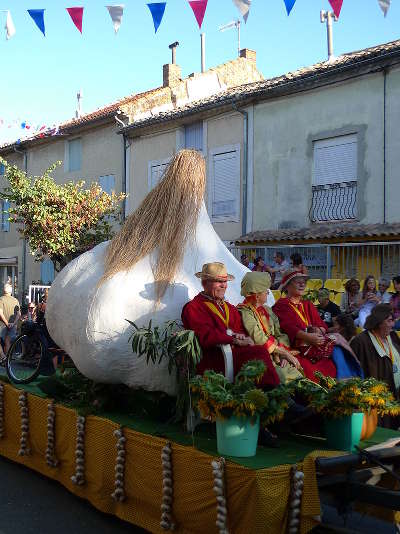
xmin=368 ymin=331 xmax=400 ymax=388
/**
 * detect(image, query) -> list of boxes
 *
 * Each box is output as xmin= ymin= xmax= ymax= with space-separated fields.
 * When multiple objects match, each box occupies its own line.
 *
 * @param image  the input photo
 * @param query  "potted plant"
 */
xmin=295 ymin=372 xmax=400 ymax=451
xmin=190 ymin=360 xmax=293 ymax=457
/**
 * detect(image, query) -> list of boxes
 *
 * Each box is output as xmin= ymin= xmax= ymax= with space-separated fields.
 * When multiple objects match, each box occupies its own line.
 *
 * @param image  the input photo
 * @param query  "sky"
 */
xmin=0 ymin=0 xmax=399 ymax=144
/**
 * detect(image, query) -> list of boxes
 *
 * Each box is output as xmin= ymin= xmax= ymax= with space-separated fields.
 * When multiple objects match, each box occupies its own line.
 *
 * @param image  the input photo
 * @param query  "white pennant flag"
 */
xmin=232 ymin=0 xmax=252 ymax=23
xmin=106 ymin=5 xmax=124 ymax=34
xmin=5 ymin=10 xmax=16 ymax=40
xmin=378 ymin=0 xmax=391 ymax=16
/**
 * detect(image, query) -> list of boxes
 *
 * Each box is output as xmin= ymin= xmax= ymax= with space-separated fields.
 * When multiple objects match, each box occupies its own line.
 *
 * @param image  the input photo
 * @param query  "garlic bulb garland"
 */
xmin=287 ymin=464 xmax=304 ymax=534
xmin=71 ymin=415 xmax=86 ymax=485
xmin=111 ymin=427 xmax=126 ymax=502
xmin=212 ymin=457 xmax=229 ymax=534
xmin=45 ymin=400 xmax=58 ymax=468
xmin=160 ymin=441 xmax=176 ymax=531
xmin=18 ymin=391 xmax=31 ymax=456
xmin=0 ymin=383 xmax=4 ymax=439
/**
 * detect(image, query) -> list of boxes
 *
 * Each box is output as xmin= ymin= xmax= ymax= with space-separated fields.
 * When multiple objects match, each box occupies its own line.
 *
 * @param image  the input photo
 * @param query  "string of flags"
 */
xmin=1 ymin=0 xmax=393 ymax=40
xmin=0 ymin=118 xmax=60 ymax=140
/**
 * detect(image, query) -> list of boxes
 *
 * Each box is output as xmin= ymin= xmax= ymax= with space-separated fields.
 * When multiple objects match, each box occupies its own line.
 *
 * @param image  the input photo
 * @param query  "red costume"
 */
xmin=273 ymin=297 xmax=337 ymax=381
xmin=182 ymin=293 xmax=279 ymax=387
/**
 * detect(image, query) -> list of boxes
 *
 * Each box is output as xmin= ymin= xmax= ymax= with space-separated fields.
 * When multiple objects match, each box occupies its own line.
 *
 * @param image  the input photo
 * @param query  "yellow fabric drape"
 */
xmin=0 ymin=383 xmax=331 ymax=533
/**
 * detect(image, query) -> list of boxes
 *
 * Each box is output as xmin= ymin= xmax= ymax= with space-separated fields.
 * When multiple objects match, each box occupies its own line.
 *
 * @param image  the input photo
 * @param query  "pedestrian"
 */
xmin=0 ymin=283 xmax=20 ymax=360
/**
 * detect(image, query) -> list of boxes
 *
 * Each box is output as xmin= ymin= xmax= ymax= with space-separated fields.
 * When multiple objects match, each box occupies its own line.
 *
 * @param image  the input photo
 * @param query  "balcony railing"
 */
xmin=309 ymin=181 xmax=357 ymax=222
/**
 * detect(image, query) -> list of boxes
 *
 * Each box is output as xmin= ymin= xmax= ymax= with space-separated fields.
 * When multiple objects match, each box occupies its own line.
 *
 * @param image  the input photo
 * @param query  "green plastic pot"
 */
xmin=216 ymin=415 xmax=260 ymax=457
xmin=324 ymin=412 xmax=364 ymax=452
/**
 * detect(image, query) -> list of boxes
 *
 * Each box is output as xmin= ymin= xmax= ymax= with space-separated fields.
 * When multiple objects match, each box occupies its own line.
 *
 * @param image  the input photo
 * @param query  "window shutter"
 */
xmin=40 ymin=258 xmax=55 ymax=284
xmin=211 ymin=149 xmax=240 ymax=222
xmin=185 ymin=123 xmax=203 ymax=151
xmin=0 ymin=163 xmax=5 ymax=176
xmin=313 ymin=134 xmax=357 ymax=186
xmin=149 ymin=162 xmax=169 ymax=191
xmin=99 ymin=175 xmax=115 ymax=196
xmin=2 ymin=201 xmax=10 ymax=232
xmin=68 ymin=138 xmax=82 ymax=172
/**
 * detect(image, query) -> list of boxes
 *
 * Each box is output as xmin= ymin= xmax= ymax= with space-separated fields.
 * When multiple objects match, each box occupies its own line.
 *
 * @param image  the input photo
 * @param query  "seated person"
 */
xmin=237 ymin=271 xmax=302 ymax=384
xmin=331 ymin=313 xmax=357 ymax=343
xmin=181 ymin=262 xmax=279 ymax=388
xmin=317 ymin=288 xmax=340 ymax=328
xmin=273 ymin=270 xmax=363 ymax=382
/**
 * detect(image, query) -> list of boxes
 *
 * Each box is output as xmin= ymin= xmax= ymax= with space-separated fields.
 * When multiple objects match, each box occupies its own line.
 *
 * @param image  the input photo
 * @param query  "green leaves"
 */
xmin=0 ymin=156 xmax=125 ymax=271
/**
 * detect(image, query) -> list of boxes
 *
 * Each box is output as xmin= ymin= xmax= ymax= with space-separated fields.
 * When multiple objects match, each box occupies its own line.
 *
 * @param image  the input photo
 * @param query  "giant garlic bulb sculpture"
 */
xmin=46 ymin=149 xmax=251 ymax=395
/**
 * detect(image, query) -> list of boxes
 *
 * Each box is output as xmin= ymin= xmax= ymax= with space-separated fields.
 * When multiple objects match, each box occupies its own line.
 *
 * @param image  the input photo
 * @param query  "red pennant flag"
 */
xmin=328 ymin=0 xmax=343 ymax=18
xmin=66 ymin=7 xmax=84 ymax=33
xmin=188 ymin=0 xmax=208 ymax=29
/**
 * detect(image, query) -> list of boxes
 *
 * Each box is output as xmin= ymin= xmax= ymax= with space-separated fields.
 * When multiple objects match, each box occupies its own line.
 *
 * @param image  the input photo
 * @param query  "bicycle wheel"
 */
xmin=6 ymin=334 xmax=44 ymax=384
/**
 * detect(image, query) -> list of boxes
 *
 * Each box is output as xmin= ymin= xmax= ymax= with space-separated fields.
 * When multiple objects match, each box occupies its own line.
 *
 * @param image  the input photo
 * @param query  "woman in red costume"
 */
xmin=273 ymin=270 xmax=362 ymax=382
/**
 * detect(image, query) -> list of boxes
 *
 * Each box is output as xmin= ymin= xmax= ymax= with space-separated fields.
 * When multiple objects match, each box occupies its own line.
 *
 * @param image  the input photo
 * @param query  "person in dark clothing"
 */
xmin=317 ymin=288 xmax=340 ymax=328
xmin=351 ymin=303 xmax=400 ymax=429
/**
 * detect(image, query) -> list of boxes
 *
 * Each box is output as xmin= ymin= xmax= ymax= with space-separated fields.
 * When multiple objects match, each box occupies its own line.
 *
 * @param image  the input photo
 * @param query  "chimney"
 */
xmin=239 ymin=48 xmax=256 ymax=63
xmin=163 ymin=64 xmax=181 ymax=88
xmin=163 ymin=41 xmax=181 ymax=87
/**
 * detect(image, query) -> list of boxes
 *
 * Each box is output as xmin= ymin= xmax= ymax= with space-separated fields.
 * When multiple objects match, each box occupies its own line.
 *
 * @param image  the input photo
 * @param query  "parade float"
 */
xmin=0 ymin=150 xmax=400 ymax=533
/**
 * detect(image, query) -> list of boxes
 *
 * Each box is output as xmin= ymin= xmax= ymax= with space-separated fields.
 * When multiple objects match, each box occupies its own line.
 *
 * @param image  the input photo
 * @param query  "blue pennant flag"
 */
xmin=28 ymin=9 xmax=46 ymax=36
xmin=283 ymin=0 xmax=296 ymax=15
xmin=147 ymin=3 xmax=166 ymax=33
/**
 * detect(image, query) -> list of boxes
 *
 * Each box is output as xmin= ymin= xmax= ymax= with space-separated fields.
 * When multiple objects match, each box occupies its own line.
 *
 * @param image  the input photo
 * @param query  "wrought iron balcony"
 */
xmin=310 ymin=181 xmax=357 ymax=222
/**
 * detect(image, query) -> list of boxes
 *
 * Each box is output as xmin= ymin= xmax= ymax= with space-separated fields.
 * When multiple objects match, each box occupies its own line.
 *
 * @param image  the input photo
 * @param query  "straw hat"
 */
xmin=279 ymin=269 xmax=309 ymax=291
xmin=364 ymin=303 xmax=392 ymax=331
xmin=240 ymin=272 xmax=271 ymax=296
xmin=195 ymin=262 xmax=234 ymax=281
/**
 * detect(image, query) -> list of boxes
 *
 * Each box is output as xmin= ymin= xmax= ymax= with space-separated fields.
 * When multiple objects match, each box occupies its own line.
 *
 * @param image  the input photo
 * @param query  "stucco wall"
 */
xmin=385 ymin=66 xmax=400 ymax=223
xmin=252 ymin=72 xmax=387 ymax=231
xmin=128 ymin=111 xmax=243 ymax=242
xmin=129 ymin=128 xmax=177 ymax=212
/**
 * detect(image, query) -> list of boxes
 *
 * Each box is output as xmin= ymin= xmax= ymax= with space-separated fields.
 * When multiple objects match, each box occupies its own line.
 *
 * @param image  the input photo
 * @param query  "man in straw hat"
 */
xmin=182 ymin=262 xmax=279 ymax=387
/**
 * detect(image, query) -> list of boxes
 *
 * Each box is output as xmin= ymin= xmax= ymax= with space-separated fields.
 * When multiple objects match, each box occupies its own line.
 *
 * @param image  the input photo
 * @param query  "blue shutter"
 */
xmin=40 ymin=259 xmax=55 ymax=284
xmin=185 ymin=123 xmax=203 ymax=151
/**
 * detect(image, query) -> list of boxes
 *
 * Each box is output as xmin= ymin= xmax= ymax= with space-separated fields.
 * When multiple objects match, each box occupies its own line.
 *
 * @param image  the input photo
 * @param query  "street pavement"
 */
xmin=0 ymin=456 xmax=147 ymax=534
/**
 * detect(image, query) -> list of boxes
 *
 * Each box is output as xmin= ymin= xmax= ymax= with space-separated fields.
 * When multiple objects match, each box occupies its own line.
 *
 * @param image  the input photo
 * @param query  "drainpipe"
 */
xmin=383 ymin=68 xmax=387 ymax=224
xmin=122 ymin=133 xmax=127 ymax=222
xmin=13 ymin=146 xmax=27 ymax=299
xmin=232 ymin=102 xmax=248 ymax=237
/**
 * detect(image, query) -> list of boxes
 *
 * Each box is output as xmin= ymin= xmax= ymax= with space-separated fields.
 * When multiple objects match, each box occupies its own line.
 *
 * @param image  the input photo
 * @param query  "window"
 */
xmin=148 ymin=159 xmax=170 ymax=191
xmin=0 ymin=163 xmax=5 ymax=176
xmin=99 ymin=175 xmax=115 ymax=196
xmin=310 ymin=134 xmax=357 ymax=222
xmin=1 ymin=200 xmax=10 ymax=232
xmin=209 ymin=145 xmax=240 ymax=223
xmin=184 ymin=122 xmax=203 ymax=151
xmin=68 ymin=138 xmax=82 ymax=172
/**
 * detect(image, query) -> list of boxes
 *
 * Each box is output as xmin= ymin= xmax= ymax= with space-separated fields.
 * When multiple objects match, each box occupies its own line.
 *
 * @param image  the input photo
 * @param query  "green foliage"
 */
xmin=38 ymin=369 xmax=175 ymax=420
xmin=190 ymin=360 xmax=295 ymax=425
xmin=128 ymin=319 xmax=202 ymax=422
xmin=0 ymin=157 xmax=125 ymax=270
xmin=295 ymin=372 xmax=400 ymax=419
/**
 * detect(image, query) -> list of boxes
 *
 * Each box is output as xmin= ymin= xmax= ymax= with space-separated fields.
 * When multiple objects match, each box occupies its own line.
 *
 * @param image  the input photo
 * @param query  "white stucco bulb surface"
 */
xmin=46 ymin=203 xmax=274 ymax=395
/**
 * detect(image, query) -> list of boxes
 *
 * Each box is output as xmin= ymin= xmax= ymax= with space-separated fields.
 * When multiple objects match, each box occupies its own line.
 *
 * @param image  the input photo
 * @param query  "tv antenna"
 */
xmin=219 ymin=19 xmax=241 ymax=57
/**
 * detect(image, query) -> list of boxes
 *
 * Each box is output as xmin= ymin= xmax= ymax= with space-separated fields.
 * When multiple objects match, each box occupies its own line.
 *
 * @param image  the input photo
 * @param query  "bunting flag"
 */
xmin=378 ymin=0 xmax=391 ymax=17
xmin=328 ymin=0 xmax=343 ymax=18
xmin=5 ymin=10 xmax=16 ymax=40
xmin=188 ymin=0 xmax=208 ymax=29
xmin=283 ymin=0 xmax=296 ymax=16
xmin=232 ymin=0 xmax=251 ymax=23
xmin=147 ymin=3 xmax=166 ymax=33
xmin=27 ymin=9 xmax=45 ymax=36
xmin=106 ymin=5 xmax=124 ymax=34
xmin=66 ymin=7 xmax=84 ymax=33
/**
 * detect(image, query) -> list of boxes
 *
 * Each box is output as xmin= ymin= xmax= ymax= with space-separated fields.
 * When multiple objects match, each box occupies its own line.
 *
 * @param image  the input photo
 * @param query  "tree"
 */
xmin=0 ymin=158 xmax=126 ymax=271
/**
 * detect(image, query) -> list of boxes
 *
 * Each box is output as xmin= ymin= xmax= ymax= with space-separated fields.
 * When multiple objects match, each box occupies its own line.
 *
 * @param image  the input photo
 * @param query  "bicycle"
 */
xmin=6 ymin=322 xmax=59 ymax=384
